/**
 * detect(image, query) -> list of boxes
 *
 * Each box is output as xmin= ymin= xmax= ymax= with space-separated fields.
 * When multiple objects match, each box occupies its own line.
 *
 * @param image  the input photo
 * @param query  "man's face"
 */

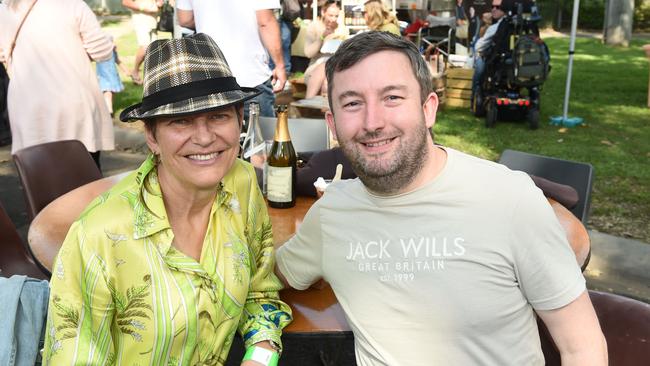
xmin=325 ymin=50 xmax=438 ymax=195
xmin=145 ymin=107 xmax=242 ymax=193
xmin=491 ymin=0 xmax=505 ymax=20
xmin=322 ymin=5 xmax=340 ymax=29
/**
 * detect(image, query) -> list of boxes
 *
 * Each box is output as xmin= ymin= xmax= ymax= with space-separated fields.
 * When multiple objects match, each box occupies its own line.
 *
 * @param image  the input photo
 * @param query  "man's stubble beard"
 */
xmin=338 ymin=119 xmax=430 ymax=195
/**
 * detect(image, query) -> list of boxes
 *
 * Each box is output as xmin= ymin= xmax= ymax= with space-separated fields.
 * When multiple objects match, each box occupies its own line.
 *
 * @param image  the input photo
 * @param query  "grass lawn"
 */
xmin=108 ymin=22 xmax=650 ymax=242
xmin=436 ymin=37 xmax=650 ymax=242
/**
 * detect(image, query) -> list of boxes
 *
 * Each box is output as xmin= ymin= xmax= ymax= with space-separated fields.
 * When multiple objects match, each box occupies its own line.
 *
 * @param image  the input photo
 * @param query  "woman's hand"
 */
xmin=240 ymin=341 xmax=279 ymax=366
xmin=322 ymin=26 xmax=335 ymax=40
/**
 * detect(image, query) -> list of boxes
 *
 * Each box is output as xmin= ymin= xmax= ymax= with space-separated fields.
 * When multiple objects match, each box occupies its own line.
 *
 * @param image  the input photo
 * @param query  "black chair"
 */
xmin=498 ymin=149 xmax=593 ymax=223
xmin=0 ymin=201 xmax=48 ymax=279
xmin=13 ymin=139 xmax=102 ymax=221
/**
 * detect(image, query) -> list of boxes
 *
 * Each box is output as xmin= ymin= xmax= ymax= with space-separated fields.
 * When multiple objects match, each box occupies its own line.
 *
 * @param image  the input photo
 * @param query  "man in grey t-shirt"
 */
xmin=275 ymin=31 xmax=607 ymax=365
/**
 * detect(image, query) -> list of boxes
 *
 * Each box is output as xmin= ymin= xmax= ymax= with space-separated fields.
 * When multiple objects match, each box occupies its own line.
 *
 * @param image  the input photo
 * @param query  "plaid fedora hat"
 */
xmin=120 ymin=33 xmax=261 ymax=122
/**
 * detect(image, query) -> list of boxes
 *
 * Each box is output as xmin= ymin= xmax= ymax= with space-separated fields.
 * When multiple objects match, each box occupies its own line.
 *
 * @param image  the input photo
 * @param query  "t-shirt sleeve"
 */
xmin=275 ymin=203 xmax=323 ymax=290
xmin=175 ymin=0 xmax=192 ymax=11
xmin=510 ymin=177 xmax=586 ymax=311
xmin=254 ymin=0 xmax=280 ymax=11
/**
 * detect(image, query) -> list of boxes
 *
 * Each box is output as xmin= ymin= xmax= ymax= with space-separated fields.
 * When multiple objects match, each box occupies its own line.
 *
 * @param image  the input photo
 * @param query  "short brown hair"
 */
xmin=325 ymin=31 xmax=432 ymax=108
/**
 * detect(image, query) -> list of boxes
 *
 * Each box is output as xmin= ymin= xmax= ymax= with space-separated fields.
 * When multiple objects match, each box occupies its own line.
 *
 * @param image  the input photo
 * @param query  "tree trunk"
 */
xmin=603 ymin=0 xmax=634 ymax=47
xmin=554 ymin=0 xmax=564 ymax=30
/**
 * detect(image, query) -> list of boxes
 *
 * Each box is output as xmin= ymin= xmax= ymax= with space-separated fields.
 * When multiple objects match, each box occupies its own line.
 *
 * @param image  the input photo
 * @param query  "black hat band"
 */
xmin=141 ymin=76 xmax=241 ymax=111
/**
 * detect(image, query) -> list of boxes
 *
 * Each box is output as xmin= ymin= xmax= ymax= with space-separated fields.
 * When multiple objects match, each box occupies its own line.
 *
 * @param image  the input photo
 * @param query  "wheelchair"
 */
xmin=471 ymin=1 xmax=549 ymax=129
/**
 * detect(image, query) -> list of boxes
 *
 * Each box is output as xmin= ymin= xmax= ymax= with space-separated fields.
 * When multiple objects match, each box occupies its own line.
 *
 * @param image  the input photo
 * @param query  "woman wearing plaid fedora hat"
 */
xmin=43 ymin=34 xmax=292 ymax=366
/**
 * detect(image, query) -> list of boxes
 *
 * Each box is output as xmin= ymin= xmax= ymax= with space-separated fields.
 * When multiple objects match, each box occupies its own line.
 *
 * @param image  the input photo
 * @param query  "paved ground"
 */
xmin=1 ymin=123 xmax=648 ymax=303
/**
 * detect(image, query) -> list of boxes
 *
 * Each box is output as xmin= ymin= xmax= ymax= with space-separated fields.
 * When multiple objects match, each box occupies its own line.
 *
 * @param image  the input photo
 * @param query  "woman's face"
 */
xmin=145 ymin=107 xmax=242 ymax=194
xmin=322 ymin=5 xmax=340 ymax=29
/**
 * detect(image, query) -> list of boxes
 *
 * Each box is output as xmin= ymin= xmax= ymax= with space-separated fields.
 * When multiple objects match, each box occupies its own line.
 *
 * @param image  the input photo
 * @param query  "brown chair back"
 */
xmin=28 ymin=172 xmax=129 ymax=271
xmin=13 ymin=140 xmax=102 ymax=221
xmin=0 ymin=201 xmax=48 ymax=279
xmin=539 ymin=290 xmax=650 ymax=365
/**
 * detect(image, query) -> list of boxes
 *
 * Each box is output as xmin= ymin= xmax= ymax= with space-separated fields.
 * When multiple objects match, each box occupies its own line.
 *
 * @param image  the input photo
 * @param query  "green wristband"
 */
xmin=243 ymin=346 xmax=279 ymax=366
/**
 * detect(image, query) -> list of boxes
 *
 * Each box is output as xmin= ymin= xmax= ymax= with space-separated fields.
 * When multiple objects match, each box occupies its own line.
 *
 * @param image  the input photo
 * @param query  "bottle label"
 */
xmin=267 ymin=166 xmax=292 ymax=203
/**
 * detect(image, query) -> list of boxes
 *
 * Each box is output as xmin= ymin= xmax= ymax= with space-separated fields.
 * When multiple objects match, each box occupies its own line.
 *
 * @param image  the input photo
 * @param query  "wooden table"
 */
xmin=226 ymin=197 xmax=356 ymax=365
xmin=290 ymin=95 xmax=329 ymax=118
xmin=268 ymin=196 xmax=351 ymax=334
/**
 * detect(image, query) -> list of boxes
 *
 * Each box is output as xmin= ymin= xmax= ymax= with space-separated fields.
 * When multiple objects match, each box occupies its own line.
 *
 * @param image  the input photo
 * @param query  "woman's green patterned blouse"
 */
xmin=43 ymin=155 xmax=292 ymax=365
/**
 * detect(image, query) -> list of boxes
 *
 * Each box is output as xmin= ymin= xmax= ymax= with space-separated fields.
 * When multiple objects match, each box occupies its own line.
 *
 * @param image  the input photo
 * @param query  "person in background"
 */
xmin=403 ymin=14 xmax=429 ymax=41
xmin=298 ymin=0 xmax=312 ymax=19
xmin=121 ymin=0 xmax=161 ymax=85
xmin=303 ymin=0 xmax=346 ymax=98
xmin=44 ymin=33 xmax=292 ymax=365
xmin=275 ymin=31 xmax=607 ymax=365
xmin=472 ymin=0 xmax=505 ymax=106
xmin=467 ymin=5 xmax=482 ymax=50
xmin=479 ymin=11 xmax=493 ymax=38
xmin=177 ymin=1 xmax=286 ymax=118
xmin=455 ymin=0 xmax=468 ymax=43
xmin=95 ymin=36 xmax=125 ymax=118
xmin=274 ymin=0 xmax=301 ymax=75
xmin=0 ymin=0 xmax=114 ymax=169
xmin=363 ymin=0 xmax=400 ymax=36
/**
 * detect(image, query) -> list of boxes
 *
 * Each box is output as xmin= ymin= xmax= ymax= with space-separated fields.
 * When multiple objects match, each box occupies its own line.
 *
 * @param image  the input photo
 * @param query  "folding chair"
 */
xmin=13 ymin=140 xmax=102 ymax=221
xmin=417 ymin=25 xmax=455 ymax=57
xmin=0 ymin=201 xmax=48 ymax=279
xmin=498 ymin=149 xmax=594 ymax=223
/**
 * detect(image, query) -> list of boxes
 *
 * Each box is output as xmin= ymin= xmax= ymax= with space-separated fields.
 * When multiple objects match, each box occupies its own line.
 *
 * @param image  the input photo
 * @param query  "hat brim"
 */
xmin=119 ymin=87 xmax=261 ymax=122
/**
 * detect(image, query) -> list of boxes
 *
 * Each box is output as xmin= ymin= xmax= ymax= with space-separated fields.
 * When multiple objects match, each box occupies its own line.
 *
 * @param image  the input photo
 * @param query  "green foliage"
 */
xmin=635 ymin=0 xmax=650 ymax=30
xmin=537 ymin=0 xmax=605 ymax=30
xmin=435 ymin=36 xmax=650 ymax=241
xmin=52 ymin=295 xmax=80 ymax=340
xmin=107 ymin=277 xmax=152 ymax=342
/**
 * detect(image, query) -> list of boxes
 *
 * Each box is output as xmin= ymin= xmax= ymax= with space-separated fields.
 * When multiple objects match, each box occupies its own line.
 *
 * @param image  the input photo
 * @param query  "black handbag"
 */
xmin=157 ymin=1 xmax=174 ymax=33
xmin=0 ymin=63 xmax=10 ymax=146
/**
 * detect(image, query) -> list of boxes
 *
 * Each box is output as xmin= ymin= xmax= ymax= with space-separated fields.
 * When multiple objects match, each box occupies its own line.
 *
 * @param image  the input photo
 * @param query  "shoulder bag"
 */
xmin=157 ymin=0 xmax=174 ymax=33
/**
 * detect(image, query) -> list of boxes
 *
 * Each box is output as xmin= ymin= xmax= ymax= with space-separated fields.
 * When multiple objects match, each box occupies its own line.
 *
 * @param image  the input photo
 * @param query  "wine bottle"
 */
xmin=242 ymin=102 xmax=268 ymax=195
xmin=267 ymin=105 xmax=297 ymax=208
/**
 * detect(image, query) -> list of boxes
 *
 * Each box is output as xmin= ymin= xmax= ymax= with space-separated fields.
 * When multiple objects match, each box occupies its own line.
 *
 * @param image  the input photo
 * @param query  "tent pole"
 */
xmin=562 ymin=0 xmax=581 ymax=120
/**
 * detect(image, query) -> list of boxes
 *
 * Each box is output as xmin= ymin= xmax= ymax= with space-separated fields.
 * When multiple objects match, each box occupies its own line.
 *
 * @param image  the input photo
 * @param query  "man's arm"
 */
xmin=274 ymin=264 xmax=290 ymax=287
xmin=122 ymin=0 xmax=158 ymax=14
xmin=176 ymin=8 xmax=195 ymax=30
xmin=536 ymin=291 xmax=608 ymax=366
xmin=475 ymin=21 xmax=499 ymax=54
xmin=256 ymin=9 xmax=286 ymax=93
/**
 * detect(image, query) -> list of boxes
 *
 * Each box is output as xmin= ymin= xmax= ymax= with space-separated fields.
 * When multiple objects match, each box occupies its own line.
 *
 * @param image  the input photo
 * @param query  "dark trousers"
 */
xmin=90 ymin=151 xmax=101 ymax=171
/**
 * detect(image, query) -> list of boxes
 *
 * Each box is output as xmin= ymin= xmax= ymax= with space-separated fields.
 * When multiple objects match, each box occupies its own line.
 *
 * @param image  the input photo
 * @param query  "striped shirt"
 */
xmin=44 ymin=155 xmax=291 ymax=365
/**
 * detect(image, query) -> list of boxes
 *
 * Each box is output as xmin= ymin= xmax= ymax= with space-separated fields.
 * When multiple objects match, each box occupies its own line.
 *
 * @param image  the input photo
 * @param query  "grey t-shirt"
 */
xmin=276 ymin=147 xmax=585 ymax=366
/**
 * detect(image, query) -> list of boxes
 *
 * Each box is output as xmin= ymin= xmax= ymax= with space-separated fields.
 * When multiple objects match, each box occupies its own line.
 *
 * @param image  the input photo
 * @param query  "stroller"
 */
xmin=472 ymin=0 xmax=550 ymax=129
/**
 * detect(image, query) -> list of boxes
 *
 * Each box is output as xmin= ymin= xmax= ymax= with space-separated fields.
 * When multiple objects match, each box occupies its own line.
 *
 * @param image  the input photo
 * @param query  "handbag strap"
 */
xmin=7 ymin=0 xmax=38 ymax=67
